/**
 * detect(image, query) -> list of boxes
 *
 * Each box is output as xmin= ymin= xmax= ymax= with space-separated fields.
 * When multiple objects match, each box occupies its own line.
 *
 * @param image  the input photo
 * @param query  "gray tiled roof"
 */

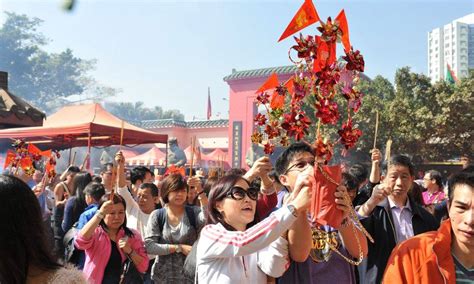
xmin=223 ymin=64 xmax=371 ymax=82
xmin=223 ymin=66 xmax=298 ymax=82
xmin=141 ymin=119 xmax=228 ymax=129
xmin=0 ymin=89 xmax=45 ymax=122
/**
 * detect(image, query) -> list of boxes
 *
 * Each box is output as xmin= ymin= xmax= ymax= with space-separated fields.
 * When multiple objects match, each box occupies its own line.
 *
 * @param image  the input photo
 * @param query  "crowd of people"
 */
xmin=0 ymin=142 xmax=472 ymax=284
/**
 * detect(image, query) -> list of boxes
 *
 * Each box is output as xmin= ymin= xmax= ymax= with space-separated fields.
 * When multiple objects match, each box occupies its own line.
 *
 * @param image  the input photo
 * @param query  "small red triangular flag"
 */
xmin=278 ymin=0 xmax=320 ymax=42
xmin=335 ymin=9 xmax=351 ymax=52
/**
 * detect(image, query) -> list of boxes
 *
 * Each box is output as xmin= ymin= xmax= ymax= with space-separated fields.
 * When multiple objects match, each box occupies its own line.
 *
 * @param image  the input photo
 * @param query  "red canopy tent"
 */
xmin=202 ymin=148 xmax=230 ymax=169
xmin=205 ymin=148 xmax=227 ymax=161
xmin=127 ymin=146 xmax=166 ymax=166
xmin=120 ymin=149 xmax=139 ymax=159
xmin=0 ymin=103 xmax=168 ymax=150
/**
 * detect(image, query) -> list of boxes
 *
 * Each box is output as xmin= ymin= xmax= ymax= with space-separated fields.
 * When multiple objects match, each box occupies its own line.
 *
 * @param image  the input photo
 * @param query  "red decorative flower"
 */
xmin=47 ymin=169 xmax=56 ymax=179
xmin=281 ymin=110 xmax=311 ymax=141
xmin=291 ymin=33 xmax=318 ymax=61
xmin=343 ymin=48 xmax=365 ymax=72
xmin=292 ymin=76 xmax=310 ymax=103
xmin=256 ymin=92 xmax=270 ymax=105
xmin=263 ymin=142 xmax=275 ymax=155
xmin=317 ymin=17 xmax=342 ymax=43
xmin=24 ymin=166 xmax=35 ymax=176
xmin=315 ymin=99 xmax=339 ymax=125
xmin=254 ymin=113 xmax=267 ymax=126
xmin=31 ymin=153 xmax=42 ymax=162
xmin=280 ymin=136 xmax=290 ymax=147
xmin=315 ymin=63 xmax=340 ymax=98
xmin=338 ymin=117 xmax=362 ymax=150
xmin=314 ymin=136 xmax=334 ymax=164
xmin=264 ymin=123 xmax=280 ymax=139
xmin=348 ymin=94 xmax=363 ymax=113
xmin=251 ymin=131 xmax=263 ymax=144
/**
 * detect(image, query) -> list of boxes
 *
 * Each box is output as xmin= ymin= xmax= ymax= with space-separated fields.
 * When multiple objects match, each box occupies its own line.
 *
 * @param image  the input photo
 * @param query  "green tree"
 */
xmin=355 ymin=67 xmax=473 ymax=162
xmin=104 ymin=101 xmax=184 ymax=123
xmin=0 ymin=12 xmax=118 ymax=113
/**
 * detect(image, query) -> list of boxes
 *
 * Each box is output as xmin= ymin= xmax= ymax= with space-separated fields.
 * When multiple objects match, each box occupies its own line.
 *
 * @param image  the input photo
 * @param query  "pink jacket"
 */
xmin=75 ymin=226 xmax=149 ymax=284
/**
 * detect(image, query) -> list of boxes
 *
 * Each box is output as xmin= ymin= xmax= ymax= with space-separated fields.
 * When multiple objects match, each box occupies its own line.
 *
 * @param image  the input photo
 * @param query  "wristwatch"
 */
xmin=95 ymin=211 xmax=105 ymax=220
xmin=287 ymin=204 xmax=298 ymax=218
xmin=175 ymin=245 xmax=182 ymax=253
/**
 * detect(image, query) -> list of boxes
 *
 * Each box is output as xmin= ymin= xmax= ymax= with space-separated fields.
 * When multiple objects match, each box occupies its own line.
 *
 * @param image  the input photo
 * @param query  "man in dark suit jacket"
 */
xmin=357 ymin=155 xmax=439 ymax=283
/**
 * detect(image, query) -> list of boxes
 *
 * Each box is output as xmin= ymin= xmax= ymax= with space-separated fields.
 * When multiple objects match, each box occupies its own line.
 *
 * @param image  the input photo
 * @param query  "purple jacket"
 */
xmin=75 ymin=226 xmax=148 ymax=284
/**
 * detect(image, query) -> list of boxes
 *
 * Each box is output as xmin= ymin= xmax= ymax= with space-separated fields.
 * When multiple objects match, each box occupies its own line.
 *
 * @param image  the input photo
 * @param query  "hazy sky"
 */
xmin=0 ymin=0 xmax=472 ymax=120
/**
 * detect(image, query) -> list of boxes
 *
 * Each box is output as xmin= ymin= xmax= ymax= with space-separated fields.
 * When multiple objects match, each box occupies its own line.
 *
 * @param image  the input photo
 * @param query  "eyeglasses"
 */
xmin=284 ymin=158 xmax=316 ymax=174
xmin=226 ymin=186 xmax=259 ymax=201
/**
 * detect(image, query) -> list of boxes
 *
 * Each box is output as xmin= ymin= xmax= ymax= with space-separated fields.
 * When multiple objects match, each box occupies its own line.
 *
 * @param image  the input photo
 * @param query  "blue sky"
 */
xmin=0 ymin=0 xmax=472 ymax=120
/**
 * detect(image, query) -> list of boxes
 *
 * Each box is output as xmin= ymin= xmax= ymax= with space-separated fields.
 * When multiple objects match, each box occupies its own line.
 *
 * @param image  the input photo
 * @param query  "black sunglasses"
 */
xmin=226 ymin=186 xmax=259 ymax=201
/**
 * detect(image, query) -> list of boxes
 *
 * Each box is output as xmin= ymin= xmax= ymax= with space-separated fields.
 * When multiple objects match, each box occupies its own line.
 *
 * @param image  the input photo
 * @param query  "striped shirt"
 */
xmin=453 ymin=254 xmax=474 ymax=283
xmin=388 ymin=197 xmax=414 ymax=243
xmin=197 ymin=205 xmax=297 ymax=283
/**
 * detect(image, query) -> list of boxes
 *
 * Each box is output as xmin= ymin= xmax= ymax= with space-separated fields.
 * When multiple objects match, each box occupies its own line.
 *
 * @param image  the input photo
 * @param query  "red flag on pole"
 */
xmin=278 ymin=0 xmax=320 ymax=42
xmin=207 ymin=87 xmax=212 ymax=120
xmin=335 ymin=9 xmax=351 ymax=52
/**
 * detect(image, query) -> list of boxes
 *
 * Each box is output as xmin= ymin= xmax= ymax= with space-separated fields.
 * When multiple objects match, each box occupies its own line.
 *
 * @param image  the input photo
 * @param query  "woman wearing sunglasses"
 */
xmin=197 ymin=172 xmax=313 ymax=283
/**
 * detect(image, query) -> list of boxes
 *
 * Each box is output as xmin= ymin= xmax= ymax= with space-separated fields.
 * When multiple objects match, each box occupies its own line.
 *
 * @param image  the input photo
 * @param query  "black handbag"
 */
xmin=183 ymin=238 xmax=199 ymax=281
xmin=119 ymin=257 xmax=144 ymax=284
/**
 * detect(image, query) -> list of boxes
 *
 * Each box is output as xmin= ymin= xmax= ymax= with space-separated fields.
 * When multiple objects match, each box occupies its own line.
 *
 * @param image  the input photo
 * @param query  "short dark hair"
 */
xmin=448 ymin=172 xmax=474 ymax=201
xmin=348 ymin=164 xmax=368 ymax=186
xmin=84 ymin=182 xmax=106 ymax=202
xmin=100 ymin=163 xmax=113 ymax=174
xmin=160 ymin=173 xmax=187 ymax=203
xmin=342 ymin=172 xmax=358 ymax=192
xmin=131 ymin=166 xmax=153 ymax=185
xmin=383 ymin=155 xmax=415 ymax=176
xmin=92 ymin=175 xmax=102 ymax=183
xmin=139 ymin=182 xmax=159 ymax=197
xmin=427 ymin=170 xmax=444 ymax=189
xmin=67 ymin=165 xmax=81 ymax=173
xmin=225 ymin=168 xmax=247 ymax=176
xmin=275 ymin=142 xmax=314 ymax=176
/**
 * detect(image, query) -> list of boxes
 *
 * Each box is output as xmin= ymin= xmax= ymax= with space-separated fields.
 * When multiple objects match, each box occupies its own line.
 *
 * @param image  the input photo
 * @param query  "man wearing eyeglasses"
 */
xmin=275 ymin=142 xmax=368 ymax=284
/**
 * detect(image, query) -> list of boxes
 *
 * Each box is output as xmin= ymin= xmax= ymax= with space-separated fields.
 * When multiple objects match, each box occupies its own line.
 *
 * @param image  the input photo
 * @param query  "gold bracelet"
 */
xmin=340 ymin=217 xmax=350 ymax=228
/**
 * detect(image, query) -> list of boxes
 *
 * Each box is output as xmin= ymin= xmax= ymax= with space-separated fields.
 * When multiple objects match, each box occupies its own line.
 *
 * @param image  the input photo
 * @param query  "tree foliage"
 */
xmin=0 ymin=12 xmax=118 ymax=113
xmin=355 ymin=67 xmax=473 ymax=162
xmin=104 ymin=101 xmax=184 ymax=123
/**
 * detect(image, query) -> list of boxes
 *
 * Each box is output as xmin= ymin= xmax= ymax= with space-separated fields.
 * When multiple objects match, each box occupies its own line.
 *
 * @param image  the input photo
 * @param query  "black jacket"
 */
xmin=357 ymin=197 xmax=439 ymax=284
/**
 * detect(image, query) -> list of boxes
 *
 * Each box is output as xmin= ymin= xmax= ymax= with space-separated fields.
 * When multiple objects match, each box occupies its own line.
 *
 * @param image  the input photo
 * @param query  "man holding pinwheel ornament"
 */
xmin=250 ymin=0 xmax=375 ymax=282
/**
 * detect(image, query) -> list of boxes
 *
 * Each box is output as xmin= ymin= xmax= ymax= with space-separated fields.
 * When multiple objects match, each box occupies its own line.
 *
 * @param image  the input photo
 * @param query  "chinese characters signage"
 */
xmin=232 ymin=121 xmax=242 ymax=168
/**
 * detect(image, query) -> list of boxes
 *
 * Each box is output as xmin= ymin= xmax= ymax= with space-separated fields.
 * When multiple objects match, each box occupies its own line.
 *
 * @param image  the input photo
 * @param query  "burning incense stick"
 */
xmin=373 ymin=111 xmax=379 ymax=149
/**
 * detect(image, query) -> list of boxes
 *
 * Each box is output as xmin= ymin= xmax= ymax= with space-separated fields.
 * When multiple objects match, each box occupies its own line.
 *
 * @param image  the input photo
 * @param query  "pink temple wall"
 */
xmin=226 ymin=73 xmax=292 ymax=169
